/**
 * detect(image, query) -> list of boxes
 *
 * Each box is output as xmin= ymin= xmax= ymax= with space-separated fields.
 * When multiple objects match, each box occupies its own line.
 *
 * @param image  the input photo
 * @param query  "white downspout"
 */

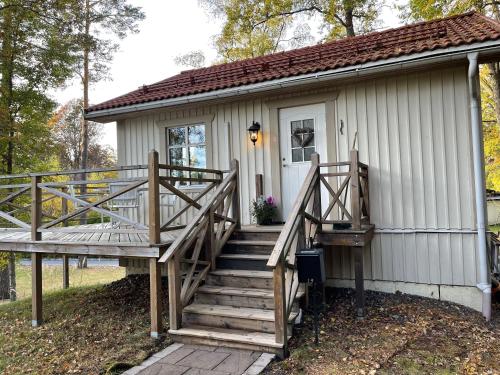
xmin=467 ymin=52 xmax=491 ymax=320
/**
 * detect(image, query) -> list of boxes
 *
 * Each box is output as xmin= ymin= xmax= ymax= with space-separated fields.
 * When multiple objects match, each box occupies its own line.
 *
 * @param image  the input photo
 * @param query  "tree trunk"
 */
xmin=77 ymin=0 xmax=91 ymax=269
xmin=8 ymin=252 xmax=15 ymax=301
xmin=0 ymin=265 xmax=9 ymax=300
xmin=1 ymin=5 xmax=17 ymax=300
xmin=488 ymin=63 xmax=500 ymax=125
xmin=344 ymin=5 xmax=355 ymax=37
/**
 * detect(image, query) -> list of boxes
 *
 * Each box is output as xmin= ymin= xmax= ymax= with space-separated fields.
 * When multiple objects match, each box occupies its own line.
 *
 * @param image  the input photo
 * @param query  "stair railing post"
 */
xmin=148 ymin=150 xmax=161 ymax=245
xmin=230 ymin=159 xmax=241 ymax=229
xmin=207 ymin=205 xmax=216 ymax=270
xmin=168 ymin=257 xmax=182 ymax=330
xmin=350 ymin=149 xmax=361 ymax=230
xmin=273 ymin=255 xmax=288 ymax=357
xmin=311 ymin=153 xmax=322 ymax=236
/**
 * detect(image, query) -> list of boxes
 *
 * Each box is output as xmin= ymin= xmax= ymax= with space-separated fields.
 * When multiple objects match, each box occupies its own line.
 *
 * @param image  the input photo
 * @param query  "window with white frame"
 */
xmin=166 ymin=124 xmax=206 ymax=184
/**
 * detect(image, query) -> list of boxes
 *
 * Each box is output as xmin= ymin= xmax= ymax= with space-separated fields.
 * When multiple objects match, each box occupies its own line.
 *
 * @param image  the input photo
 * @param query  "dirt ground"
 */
xmin=0 ymin=274 xmax=170 ymax=375
xmin=266 ymin=288 xmax=500 ymax=375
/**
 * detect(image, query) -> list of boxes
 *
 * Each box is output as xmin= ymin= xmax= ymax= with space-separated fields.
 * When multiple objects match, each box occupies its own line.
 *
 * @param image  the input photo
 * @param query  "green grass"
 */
xmin=490 ymin=224 xmax=500 ymax=233
xmin=0 ymin=275 xmax=170 ymax=375
xmin=9 ymin=264 xmax=125 ymax=301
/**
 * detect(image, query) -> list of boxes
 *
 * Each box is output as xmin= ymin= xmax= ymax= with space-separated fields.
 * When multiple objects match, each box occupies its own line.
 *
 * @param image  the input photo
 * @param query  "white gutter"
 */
xmin=467 ymin=52 xmax=491 ymax=321
xmin=86 ymin=40 xmax=500 ymax=121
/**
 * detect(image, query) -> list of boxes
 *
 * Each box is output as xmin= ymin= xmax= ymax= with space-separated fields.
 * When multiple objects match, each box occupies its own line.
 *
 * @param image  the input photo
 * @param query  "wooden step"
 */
xmin=169 ymin=325 xmax=285 ymax=356
xmin=206 ymin=269 xmax=274 ymax=289
xmin=195 ymin=285 xmax=275 ymax=309
xmin=195 ymin=285 xmax=303 ymax=310
xmin=216 ymin=253 xmax=270 ymax=271
xmin=232 ymin=228 xmax=281 ymax=241
xmin=182 ymin=304 xmax=298 ymax=334
xmin=223 ymin=240 xmax=276 ymax=255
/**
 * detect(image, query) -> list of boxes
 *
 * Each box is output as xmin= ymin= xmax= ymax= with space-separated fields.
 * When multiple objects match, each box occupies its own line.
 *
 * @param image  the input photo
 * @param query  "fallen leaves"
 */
xmin=265 ymin=288 xmax=500 ymax=375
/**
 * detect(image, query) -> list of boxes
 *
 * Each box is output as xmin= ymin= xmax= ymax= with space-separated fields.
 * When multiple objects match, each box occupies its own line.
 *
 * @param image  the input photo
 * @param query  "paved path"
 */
xmin=123 ymin=343 xmax=275 ymax=375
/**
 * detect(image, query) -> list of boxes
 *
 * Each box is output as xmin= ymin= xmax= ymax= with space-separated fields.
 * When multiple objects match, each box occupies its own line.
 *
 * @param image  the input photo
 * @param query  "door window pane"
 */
xmin=290 ymin=118 xmax=315 ymax=163
xmin=304 ymin=147 xmax=315 ymax=161
xmin=292 ymin=148 xmax=303 ymax=163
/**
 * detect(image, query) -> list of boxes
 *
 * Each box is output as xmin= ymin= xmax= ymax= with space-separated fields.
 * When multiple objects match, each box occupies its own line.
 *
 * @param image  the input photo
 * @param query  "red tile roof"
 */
xmin=86 ymin=12 xmax=500 ymax=113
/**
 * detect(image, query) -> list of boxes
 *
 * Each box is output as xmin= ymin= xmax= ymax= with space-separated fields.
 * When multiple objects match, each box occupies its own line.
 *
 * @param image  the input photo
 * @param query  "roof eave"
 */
xmin=85 ymin=39 xmax=500 ymax=123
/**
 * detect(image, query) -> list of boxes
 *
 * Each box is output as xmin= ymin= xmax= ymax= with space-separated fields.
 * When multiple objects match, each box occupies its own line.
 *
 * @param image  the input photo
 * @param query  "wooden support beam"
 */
xmin=230 ymin=160 xmax=241 ymax=230
xmin=32 ymin=253 xmax=42 ymax=327
xmin=168 ymin=257 xmax=181 ymax=330
xmin=255 ymin=173 xmax=263 ymax=198
xmin=31 ymin=176 xmax=42 ymax=241
xmin=62 ymin=255 xmax=69 ymax=289
xmin=149 ymin=151 xmax=161 ymax=245
xmin=149 ymin=258 xmax=163 ymax=338
xmin=354 ymin=246 xmax=365 ymax=318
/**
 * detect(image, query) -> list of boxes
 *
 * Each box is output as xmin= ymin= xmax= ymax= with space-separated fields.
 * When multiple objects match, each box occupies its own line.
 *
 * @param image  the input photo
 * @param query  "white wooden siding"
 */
xmin=331 ymin=66 xmax=479 ymax=287
xmin=116 ymin=64 xmax=480 ymax=287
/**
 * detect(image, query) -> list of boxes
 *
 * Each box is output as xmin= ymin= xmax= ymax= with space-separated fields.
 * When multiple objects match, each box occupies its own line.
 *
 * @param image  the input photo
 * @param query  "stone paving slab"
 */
xmin=122 ymin=343 xmax=275 ymax=375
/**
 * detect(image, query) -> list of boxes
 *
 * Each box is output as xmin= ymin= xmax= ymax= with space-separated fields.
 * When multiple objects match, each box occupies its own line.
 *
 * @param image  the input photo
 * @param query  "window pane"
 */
xmin=188 ymin=125 xmax=205 ymax=144
xmin=304 ymin=147 xmax=315 ymax=161
xmin=168 ymin=127 xmax=185 ymax=146
xmin=189 ymin=146 xmax=206 ymax=168
xmin=169 ymin=147 xmax=187 ymax=166
xmin=292 ymin=148 xmax=303 ymax=163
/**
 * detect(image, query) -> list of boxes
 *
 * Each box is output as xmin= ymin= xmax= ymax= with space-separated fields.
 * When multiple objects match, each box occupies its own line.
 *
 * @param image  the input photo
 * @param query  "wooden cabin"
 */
xmin=1 ymin=12 xmax=499 ymax=358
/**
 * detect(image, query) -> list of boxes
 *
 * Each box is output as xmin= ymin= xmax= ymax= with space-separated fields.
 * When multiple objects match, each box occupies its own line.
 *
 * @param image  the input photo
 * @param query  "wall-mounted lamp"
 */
xmin=248 ymin=121 xmax=261 ymax=146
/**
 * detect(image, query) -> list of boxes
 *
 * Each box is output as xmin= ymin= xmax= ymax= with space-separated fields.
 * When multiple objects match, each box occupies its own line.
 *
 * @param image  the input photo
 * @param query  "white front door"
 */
xmin=279 ymin=103 xmax=326 ymax=220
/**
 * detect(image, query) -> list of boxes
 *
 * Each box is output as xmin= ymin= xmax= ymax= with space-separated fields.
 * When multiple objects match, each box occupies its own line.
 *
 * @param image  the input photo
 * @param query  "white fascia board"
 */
xmin=85 ymin=39 xmax=500 ymax=122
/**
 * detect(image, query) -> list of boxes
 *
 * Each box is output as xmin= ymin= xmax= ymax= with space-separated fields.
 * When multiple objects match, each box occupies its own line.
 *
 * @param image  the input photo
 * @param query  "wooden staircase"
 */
xmin=169 ymin=227 xmax=304 ymax=356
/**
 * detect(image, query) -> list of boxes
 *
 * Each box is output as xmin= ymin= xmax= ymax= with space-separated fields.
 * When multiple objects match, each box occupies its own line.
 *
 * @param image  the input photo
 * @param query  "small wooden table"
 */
xmin=317 ymin=224 xmax=375 ymax=317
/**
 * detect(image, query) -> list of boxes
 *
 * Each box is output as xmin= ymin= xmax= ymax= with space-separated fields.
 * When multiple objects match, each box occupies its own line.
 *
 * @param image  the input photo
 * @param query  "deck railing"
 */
xmin=267 ymin=149 xmax=369 ymax=353
xmin=157 ymin=160 xmax=240 ymax=330
xmin=0 ymin=150 xmax=228 ymax=245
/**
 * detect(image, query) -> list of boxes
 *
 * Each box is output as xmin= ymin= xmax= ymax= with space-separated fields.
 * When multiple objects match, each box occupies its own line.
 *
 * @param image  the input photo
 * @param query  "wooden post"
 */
xmin=149 ymin=258 xmax=162 ymax=338
xmin=311 ymin=153 xmax=322 ymax=234
xmin=230 ymin=159 xmax=241 ymax=229
xmin=32 ymin=253 xmax=42 ymax=327
xmin=168 ymin=257 xmax=181 ymax=330
xmin=273 ymin=258 xmax=288 ymax=358
xmin=255 ymin=173 xmax=263 ymax=198
xmin=31 ymin=176 xmax=42 ymax=241
xmin=207 ymin=206 xmax=216 ymax=270
xmin=61 ymin=189 xmax=69 ymax=289
xmin=350 ymin=149 xmax=361 ymax=230
xmin=354 ymin=246 xmax=365 ymax=318
xmin=148 ymin=150 xmax=161 ymax=245
xmin=62 ymin=256 xmax=69 ymax=289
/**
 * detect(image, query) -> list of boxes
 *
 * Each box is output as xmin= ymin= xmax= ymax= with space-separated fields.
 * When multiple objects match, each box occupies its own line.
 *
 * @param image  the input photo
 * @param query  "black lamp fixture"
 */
xmin=248 ymin=121 xmax=261 ymax=146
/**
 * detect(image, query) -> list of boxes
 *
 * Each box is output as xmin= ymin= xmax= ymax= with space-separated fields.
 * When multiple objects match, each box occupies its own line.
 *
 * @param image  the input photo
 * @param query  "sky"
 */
xmin=52 ymin=1 xmax=403 ymax=151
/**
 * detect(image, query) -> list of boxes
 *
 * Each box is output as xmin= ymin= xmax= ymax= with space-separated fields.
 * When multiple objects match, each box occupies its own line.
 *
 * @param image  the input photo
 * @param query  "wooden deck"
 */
xmin=0 ymin=223 xmax=182 ymax=258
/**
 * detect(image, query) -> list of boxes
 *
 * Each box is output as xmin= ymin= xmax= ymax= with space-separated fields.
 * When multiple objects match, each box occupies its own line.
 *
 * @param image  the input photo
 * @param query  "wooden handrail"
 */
xmin=158 ymin=168 xmax=237 ymax=263
xmin=159 ymin=159 xmax=240 ymax=331
xmin=267 ymin=163 xmax=318 ymax=268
